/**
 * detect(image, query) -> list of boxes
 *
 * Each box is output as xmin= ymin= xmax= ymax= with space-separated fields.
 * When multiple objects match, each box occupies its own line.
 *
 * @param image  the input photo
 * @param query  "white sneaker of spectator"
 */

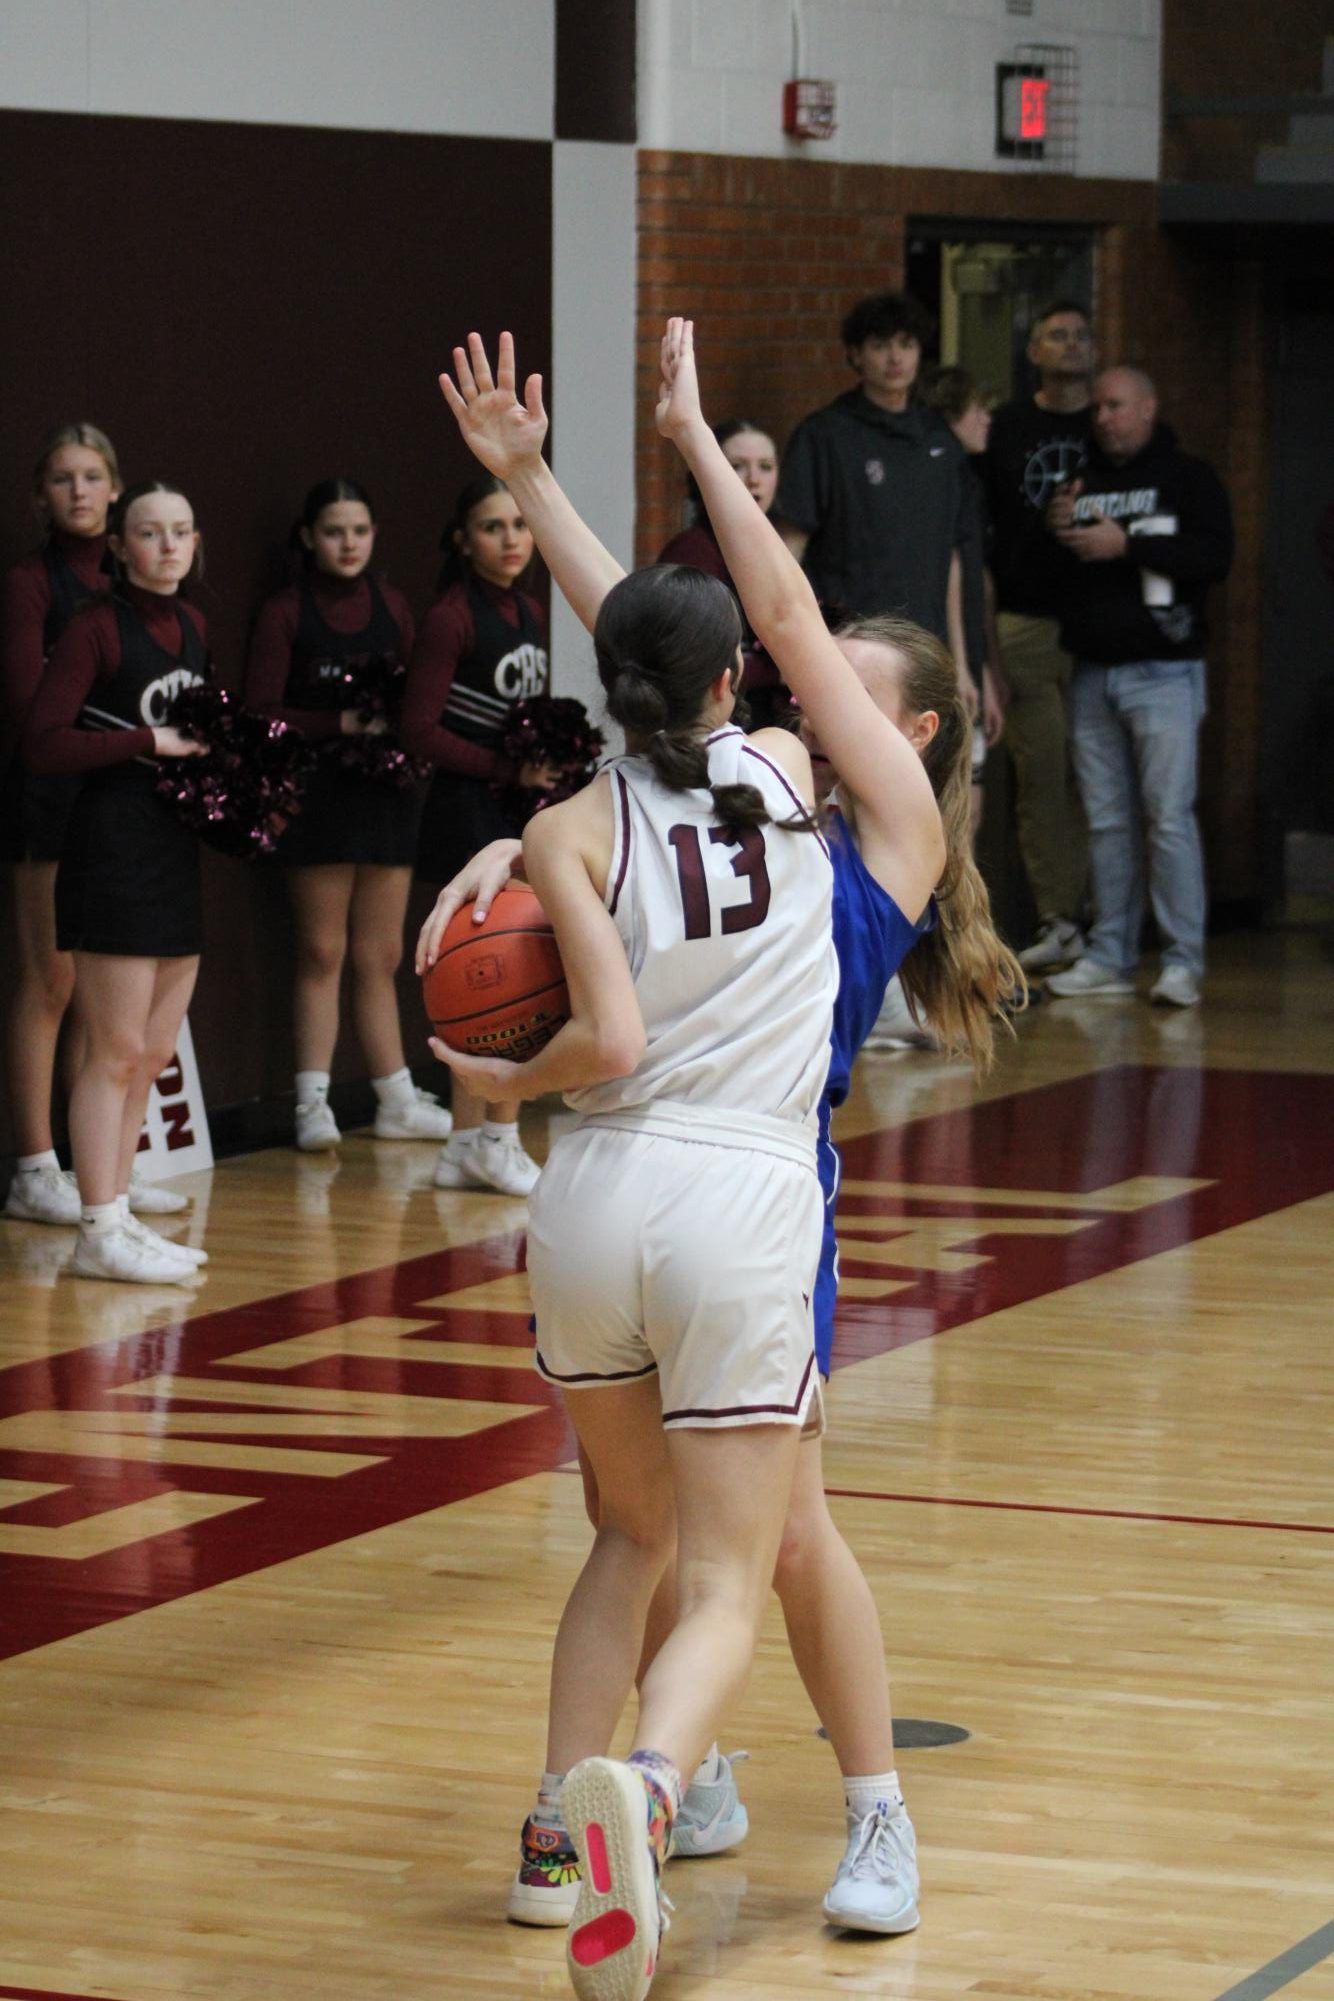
xmin=1149 ymin=965 xmax=1201 ymax=1008
xmin=1045 ymin=957 xmax=1135 ymax=998
xmin=862 ymin=974 xmax=935 ymax=1051
xmin=1017 ymin=917 xmax=1085 ymax=974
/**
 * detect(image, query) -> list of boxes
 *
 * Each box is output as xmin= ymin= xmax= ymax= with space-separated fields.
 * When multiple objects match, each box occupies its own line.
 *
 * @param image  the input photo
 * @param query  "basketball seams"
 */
xmin=429 ymin=982 xmax=568 ymax=1031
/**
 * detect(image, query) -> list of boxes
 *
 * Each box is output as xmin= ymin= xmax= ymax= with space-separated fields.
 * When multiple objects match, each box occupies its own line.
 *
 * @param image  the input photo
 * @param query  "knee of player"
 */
xmin=772 ymin=1486 xmax=834 ymax=1590
xmin=595 ymin=1509 xmax=675 ymax=1568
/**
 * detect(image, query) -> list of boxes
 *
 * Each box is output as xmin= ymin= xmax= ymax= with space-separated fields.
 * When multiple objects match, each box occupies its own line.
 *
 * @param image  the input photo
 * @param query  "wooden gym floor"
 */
xmin=1 ymin=928 xmax=1331 ymax=2001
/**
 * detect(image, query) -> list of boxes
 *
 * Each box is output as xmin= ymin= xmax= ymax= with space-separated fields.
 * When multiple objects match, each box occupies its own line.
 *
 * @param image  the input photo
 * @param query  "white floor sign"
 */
xmin=135 ymin=1017 xmax=213 ymax=1182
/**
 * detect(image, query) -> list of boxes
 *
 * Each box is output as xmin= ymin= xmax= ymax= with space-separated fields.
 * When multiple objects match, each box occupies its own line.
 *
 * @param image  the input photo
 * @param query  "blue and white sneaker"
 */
xmin=670 ymin=1750 xmax=749 ymax=1858
xmin=822 ymin=1802 xmax=920 ymax=1934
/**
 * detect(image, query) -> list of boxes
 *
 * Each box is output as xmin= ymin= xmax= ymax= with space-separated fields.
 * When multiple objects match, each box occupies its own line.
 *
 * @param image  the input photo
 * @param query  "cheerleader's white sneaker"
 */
xmin=69 ymin=1224 xmax=199 ymax=1287
xmin=127 ymin=1168 xmax=190 ymax=1216
xmin=434 ymin=1129 xmax=541 ymax=1196
xmin=373 ymin=1088 xmax=454 ymax=1141
xmin=123 ymin=1211 xmax=208 ymax=1267
xmin=822 ymin=1802 xmax=920 ymax=1935
xmin=4 ymin=1162 xmax=82 ymax=1227
xmin=295 ymin=1098 xmax=341 ymax=1152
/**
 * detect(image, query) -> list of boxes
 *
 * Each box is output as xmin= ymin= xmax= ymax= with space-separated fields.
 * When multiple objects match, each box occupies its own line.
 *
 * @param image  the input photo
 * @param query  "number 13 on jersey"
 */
xmin=668 ymin=823 xmax=772 ymax=940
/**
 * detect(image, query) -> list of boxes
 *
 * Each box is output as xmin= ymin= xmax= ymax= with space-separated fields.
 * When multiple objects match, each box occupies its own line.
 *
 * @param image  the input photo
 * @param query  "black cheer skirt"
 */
xmin=56 ymin=767 xmax=202 ymax=958
xmin=274 ymin=760 xmax=426 ymax=868
xmin=0 ymin=756 xmax=83 ymax=865
xmin=415 ymin=773 xmax=524 ymax=886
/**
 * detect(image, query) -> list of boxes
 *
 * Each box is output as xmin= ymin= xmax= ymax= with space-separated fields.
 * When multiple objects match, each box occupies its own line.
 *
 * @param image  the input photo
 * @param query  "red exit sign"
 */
xmin=997 ymin=63 xmax=1049 ymax=155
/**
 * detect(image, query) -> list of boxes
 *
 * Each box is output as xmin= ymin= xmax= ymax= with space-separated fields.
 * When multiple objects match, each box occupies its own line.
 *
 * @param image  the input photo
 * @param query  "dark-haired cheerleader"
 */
xmin=399 ymin=476 xmax=553 ymax=1196
xmin=245 ymin=479 xmax=449 ymax=1153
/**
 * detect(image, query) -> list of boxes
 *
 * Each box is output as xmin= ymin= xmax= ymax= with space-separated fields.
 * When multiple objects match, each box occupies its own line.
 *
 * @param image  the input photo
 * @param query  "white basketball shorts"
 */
xmin=527 ymin=1102 xmax=824 ymax=1431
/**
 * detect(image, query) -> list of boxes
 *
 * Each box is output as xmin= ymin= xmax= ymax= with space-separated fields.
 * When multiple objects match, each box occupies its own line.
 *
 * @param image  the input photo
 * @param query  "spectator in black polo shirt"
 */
xmin=776 ymin=290 xmax=975 ymax=710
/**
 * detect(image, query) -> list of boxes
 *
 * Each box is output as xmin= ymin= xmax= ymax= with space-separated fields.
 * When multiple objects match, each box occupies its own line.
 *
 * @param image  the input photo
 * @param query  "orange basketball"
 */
xmin=423 ymin=882 xmax=570 ymax=1061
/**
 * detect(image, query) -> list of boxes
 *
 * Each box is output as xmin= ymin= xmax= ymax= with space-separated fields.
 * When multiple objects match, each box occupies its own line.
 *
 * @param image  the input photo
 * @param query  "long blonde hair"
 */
xmin=32 ymin=421 xmax=121 ymax=497
xmin=836 ymin=615 xmax=1025 ymax=1072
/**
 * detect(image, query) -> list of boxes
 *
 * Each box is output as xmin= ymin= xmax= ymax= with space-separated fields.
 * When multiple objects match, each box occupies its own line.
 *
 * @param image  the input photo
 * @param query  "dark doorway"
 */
xmin=906 ymin=223 xmax=1095 ymax=395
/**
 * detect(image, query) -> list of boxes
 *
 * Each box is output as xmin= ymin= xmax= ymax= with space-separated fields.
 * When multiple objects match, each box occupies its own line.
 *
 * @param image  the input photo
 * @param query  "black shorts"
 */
xmin=56 ymin=770 xmax=202 ymax=958
xmin=275 ymin=761 xmax=426 ymax=868
xmin=0 ymin=757 xmax=82 ymax=865
xmin=415 ymin=773 xmax=523 ymax=885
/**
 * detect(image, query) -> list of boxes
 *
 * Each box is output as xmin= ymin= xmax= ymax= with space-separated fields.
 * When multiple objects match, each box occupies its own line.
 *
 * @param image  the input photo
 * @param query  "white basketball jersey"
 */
xmin=569 ymin=727 xmax=836 ymax=1125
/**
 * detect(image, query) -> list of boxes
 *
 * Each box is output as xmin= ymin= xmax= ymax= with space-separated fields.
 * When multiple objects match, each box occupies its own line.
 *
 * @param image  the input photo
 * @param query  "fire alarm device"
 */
xmin=783 ymin=78 xmax=837 ymax=140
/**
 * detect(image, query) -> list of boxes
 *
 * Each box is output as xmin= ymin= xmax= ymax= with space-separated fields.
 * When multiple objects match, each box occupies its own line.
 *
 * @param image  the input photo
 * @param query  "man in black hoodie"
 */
xmin=1045 ymin=367 xmax=1233 ymax=1009
xmin=776 ymin=290 xmax=977 ymax=1050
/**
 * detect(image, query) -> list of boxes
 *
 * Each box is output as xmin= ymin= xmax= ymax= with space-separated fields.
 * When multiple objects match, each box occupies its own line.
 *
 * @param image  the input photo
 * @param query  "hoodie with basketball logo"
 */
xmin=1057 ymin=424 xmax=1233 ymax=665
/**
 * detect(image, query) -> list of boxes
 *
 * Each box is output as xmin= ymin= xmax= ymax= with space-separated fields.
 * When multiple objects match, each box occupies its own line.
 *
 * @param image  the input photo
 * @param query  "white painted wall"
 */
xmin=0 ymin=0 xmax=554 ymax=138
xmin=638 ymin=0 xmax=1162 ymax=182
xmin=549 ymin=141 xmax=636 ymax=729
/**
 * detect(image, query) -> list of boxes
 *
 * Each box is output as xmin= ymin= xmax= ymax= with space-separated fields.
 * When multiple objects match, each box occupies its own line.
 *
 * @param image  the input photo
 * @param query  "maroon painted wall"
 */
xmin=0 ymin=109 xmax=551 ymax=1153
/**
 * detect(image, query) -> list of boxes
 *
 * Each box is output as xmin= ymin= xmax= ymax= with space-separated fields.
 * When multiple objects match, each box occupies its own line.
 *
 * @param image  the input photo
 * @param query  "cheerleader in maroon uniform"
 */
xmin=23 ymin=482 xmax=213 ymax=1285
xmin=400 ymin=476 xmax=551 ymax=1195
xmin=1 ymin=425 xmax=135 ymax=1230
xmin=245 ymin=479 xmax=450 ymax=1153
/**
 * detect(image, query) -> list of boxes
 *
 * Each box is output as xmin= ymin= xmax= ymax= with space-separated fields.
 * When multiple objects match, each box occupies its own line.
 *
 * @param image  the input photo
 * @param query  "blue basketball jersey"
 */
xmin=814 ymin=808 xmax=936 ymax=1376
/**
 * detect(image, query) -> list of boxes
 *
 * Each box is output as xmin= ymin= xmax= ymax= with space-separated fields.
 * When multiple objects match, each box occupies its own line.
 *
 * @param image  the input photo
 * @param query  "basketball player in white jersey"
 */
xmin=428 ymin=324 xmax=948 ymax=2001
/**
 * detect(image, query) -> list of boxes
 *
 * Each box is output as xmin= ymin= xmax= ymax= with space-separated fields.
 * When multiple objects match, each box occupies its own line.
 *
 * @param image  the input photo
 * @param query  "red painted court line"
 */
xmin=824 ymin=1487 xmax=1334 ymax=1536
xmin=0 ymin=1987 xmax=129 ymax=2000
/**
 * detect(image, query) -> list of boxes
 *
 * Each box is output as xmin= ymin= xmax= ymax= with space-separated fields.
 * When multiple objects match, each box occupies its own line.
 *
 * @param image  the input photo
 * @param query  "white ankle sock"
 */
xmin=692 ymin=1744 xmax=722 ymax=1787
xmin=372 ymin=1066 xmax=414 ymax=1107
xmin=844 ymin=1770 xmax=904 ymax=1820
xmin=80 ymin=1202 xmax=120 ymax=1236
xmin=17 ymin=1150 xmax=58 ymax=1174
xmin=535 ymin=1769 xmax=565 ymax=1823
xmin=480 ymin=1119 xmax=517 ymax=1145
xmin=295 ymin=1070 xmax=330 ymax=1105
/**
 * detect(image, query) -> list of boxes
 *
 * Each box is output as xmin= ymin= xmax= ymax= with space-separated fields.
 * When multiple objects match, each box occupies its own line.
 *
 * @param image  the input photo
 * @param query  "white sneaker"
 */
xmin=563 ymin=1758 xmax=669 ymax=2001
xmin=1150 ymin=965 xmax=1201 ymax=1008
xmin=123 ymin=1211 xmax=208 ymax=1267
xmin=4 ymin=1162 xmax=81 ymax=1227
xmin=68 ymin=1223 xmax=198 ymax=1286
xmin=1018 ymin=917 xmax=1086 ymax=974
xmin=1045 ymin=956 xmax=1135 ymax=998
xmin=672 ymin=1751 xmax=749 ymax=1858
xmin=127 ymin=1169 xmax=190 ymax=1216
xmin=295 ymin=1097 xmax=341 ymax=1151
xmin=822 ymin=1803 xmax=920 ymax=1935
xmin=862 ymin=975 xmax=935 ymax=1051
xmin=433 ymin=1130 xmax=541 ymax=1196
xmin=373 ymin=1088 xmax=454 ymax=1141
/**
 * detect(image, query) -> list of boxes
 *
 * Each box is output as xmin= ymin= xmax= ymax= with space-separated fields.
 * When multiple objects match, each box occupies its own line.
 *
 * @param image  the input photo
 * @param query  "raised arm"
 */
xmin=657 ymin=318 xmax=941 ymax=882
xmin=439 ymin=332 xmax=625 ymax=634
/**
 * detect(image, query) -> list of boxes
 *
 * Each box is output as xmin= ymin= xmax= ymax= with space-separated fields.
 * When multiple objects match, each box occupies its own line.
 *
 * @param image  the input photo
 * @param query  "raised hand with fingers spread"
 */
xmin=438 ymin=331 xmax=548 ymax=483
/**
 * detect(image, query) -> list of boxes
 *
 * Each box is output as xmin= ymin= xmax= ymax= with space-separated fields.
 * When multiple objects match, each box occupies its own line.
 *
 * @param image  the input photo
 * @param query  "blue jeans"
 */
xmin=1068 ymin=659 xmax=1207 ymax=979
